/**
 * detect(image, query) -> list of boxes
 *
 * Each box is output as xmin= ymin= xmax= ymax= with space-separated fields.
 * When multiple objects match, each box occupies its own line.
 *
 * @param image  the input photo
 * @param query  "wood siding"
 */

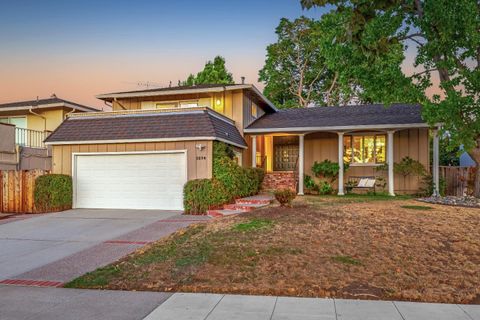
xmin=51 ymin=141 xmax=213 ymax=180
xmin=0 ymin=170 xmax=47 ymax=214
xmin=247 ymin=128 xmax=430 ymax=194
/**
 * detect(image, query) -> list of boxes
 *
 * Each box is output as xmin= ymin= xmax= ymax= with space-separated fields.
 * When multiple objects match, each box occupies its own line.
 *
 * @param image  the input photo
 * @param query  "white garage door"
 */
xmin=73 ymin=152 xmax=187 ymax=210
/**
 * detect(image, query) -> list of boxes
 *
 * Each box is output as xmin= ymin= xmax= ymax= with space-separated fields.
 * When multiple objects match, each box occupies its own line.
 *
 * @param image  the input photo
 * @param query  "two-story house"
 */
xmin=0 ymin=96 xmax=98 ymax=170
xmin=45 ymin=84 xmax=440 ymax=211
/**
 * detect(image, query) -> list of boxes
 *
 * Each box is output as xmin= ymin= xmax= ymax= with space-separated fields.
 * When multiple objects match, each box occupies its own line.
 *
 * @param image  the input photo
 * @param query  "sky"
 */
xmin=0 ymin=0 xmax=326 ymax=109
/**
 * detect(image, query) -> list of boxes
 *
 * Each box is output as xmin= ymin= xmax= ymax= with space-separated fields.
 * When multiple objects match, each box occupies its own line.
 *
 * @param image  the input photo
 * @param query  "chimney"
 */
xmin=241 ymin=76 xmax=245 ymax=84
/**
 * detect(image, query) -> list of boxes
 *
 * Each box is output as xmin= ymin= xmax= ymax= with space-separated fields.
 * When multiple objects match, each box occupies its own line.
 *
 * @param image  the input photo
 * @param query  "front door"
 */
xmin=273 ymin=136 xmax=299 ymax=171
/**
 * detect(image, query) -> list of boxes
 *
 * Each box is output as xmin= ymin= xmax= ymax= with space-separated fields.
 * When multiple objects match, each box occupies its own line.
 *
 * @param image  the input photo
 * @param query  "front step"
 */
xmin=207 ymin=195 xmax=274 ymax=218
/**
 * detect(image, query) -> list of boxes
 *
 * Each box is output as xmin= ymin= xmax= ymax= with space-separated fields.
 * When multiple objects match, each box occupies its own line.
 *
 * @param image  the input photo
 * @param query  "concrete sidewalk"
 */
xmin=145 ymin=292 xmax=480 ymax=320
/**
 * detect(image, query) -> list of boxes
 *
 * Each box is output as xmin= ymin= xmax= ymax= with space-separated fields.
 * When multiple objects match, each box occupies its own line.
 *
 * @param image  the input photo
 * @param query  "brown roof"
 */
xmin=246 ymin=104 xmax=426 ymax=132
xmin=0 ymin=97 xmax=99 ymax=112
xmin=45 ymin=109 xmax=247 ymax=148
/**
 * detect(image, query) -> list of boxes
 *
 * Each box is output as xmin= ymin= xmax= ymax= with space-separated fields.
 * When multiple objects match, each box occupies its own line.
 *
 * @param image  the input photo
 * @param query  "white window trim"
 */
xmin=344 ymin=133 xmax=387 ymax=165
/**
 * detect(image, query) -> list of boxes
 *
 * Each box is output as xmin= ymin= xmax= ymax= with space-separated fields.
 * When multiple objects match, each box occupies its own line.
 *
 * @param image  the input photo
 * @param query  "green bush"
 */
xmin=274 ymin=188 xmax=296 ymax=207
xmin=183 ymin=179 xmax=228 ymax=214
xmin=311 ymin=159 xmax=349 ymax=183
xmin=184 ymin=142 xmax=265 ymax=214
xmin=318 ymin=181 xmax=334 ymax=195
xmin=304 ymin=175 xmax=317 ymax=192
xmin=34 ymin=174 xmax=72 ymax=212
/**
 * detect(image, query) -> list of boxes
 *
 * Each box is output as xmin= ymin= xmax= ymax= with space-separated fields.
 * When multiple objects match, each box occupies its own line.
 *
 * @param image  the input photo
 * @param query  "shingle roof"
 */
xmin=0 ymin=97 xmax=99 ymax=112
xmin=102 ymin=83 xmax=232 ymax=95
xmin=45 ymin=109 xmax=247 ymax=148
xmin=246 ymin=104 xmax=426 ymax=131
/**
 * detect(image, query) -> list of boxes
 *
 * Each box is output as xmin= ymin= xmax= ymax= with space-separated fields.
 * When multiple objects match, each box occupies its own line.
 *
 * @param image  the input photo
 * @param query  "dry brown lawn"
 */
xmin=66 ymin=196 xmax=480 ymax=304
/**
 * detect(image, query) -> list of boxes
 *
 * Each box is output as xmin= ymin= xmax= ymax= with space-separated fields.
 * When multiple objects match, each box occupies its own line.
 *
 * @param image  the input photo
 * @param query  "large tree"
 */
xmin=184 ymin=56 xmax=234 ymax=85
xmin=301 ymin=0 xmax=480 ymax=196
xmin=259 ymin=17 xmax=360 ymax=108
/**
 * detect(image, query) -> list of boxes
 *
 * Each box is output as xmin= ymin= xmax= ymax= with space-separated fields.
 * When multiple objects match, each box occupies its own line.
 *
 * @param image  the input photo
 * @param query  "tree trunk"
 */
xmin=468 ymin=138 xmax=480 ymax=197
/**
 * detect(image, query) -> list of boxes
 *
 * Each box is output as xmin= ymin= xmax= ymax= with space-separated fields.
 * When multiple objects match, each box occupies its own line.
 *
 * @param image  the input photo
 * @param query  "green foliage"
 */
xmin=259 ymin=16 xmax=359 ymax=108
xmin=318 ymin=181 xmax=333 ymax=195
xmin=401 ymin=205 xmax=433 ymax=211
xmin=233 ymin=218 xmax=274 ymax=232
xmin=419 ymin=174 xmax=446 ymax=197
xmin=304 ymin=175 xmax=318 ymax=192
xmin=184 ymin=142 xmax=265 ymax=214
xmin=183 ymin=56 xmax=234 ymax=86
xmin=34 ymin=174 xmax=72 ymax=212
xmin=438 ymin=138 xmax=460 ymax=166
xmin=332 ymin=255 xmax=362 ymax=266
xmin=394 ymin=157 xmax=426 ymax=179
xmin=274 ymin=188 xmax=296 ymax=207
xmin=311 ymin=159 xmax=348 ymax=183
xmin=301 ymin=0 xmax=480 ymax=195
xmin=183 ymin=179 xmax=228 ymax=214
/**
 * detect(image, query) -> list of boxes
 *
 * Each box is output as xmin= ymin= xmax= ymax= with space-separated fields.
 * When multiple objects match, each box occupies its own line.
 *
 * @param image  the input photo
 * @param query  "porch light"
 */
xmin=216 ymin=99 xmax=221 ymax=106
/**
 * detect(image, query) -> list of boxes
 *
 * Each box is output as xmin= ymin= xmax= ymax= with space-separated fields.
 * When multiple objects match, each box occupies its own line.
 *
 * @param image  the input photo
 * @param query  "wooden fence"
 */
xmin=0 ymin=170 xmax=47 ymax=214
xmin=439 ymin=166 xmax=476 ymax=197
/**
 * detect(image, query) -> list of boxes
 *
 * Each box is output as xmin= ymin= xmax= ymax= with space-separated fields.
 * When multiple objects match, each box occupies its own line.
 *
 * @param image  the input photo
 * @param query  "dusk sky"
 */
xmin=0 ymin=1 xmax=326 ymax=109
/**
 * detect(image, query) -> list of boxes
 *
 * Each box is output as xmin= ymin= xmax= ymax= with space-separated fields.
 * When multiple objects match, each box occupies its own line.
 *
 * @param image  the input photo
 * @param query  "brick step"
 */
xmin=207 ymin=209 xmax=243 ymax=218
xmin=223 ymin=203 xmax=267 ymax=212
xmin=235 ymin=198 xmax=271 ymax=205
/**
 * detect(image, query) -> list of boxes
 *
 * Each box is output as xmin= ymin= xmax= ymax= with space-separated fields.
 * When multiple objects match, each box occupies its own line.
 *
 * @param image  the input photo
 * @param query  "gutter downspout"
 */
xmin=29 ymin=106 xmax=47 ymax=131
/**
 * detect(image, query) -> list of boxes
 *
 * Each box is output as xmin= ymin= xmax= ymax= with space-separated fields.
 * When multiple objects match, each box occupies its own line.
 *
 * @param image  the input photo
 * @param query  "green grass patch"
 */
xmin=400 ymin=205 xmax=433 ymax=211
xmin=64 ymin=265 xmax=121 ymax=288
xmin=332 ymin=255 xmax=362 ymax=266
xmin=232 ymin=218 xmax=274 ymax=232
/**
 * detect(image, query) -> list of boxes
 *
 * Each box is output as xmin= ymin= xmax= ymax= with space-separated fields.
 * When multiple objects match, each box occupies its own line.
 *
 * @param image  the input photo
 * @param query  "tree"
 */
xmin=301 ymin=0 xmax=480 ymax=196
xmin=259 ymin=17 xmax=358 ymax=108
xmin=183 ymin=56 xmax=234 ymax=85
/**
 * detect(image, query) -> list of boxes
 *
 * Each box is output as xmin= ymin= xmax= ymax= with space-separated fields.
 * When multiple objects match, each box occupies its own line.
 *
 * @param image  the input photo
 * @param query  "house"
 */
xmin=0 ymin=96 xmax=98 ymax=170
xmin=44 ymin=84 xmax=441 ymax=211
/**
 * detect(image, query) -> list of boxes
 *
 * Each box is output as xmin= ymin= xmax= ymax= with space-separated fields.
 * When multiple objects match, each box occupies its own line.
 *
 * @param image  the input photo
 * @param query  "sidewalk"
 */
xmin=1 ymin=285 xmax=478 ymax=320
xmin=145 ymin=292 xmax=480 ymax=320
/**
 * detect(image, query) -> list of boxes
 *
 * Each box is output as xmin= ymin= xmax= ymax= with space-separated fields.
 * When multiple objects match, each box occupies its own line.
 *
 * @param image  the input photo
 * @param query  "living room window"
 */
xmin=343 ymin=134 xmax=386 ymax=164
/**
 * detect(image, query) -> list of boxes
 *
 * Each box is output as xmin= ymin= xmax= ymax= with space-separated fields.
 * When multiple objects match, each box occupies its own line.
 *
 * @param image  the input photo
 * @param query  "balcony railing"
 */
xmin=15 ymin=128 xmax=49 ymax=149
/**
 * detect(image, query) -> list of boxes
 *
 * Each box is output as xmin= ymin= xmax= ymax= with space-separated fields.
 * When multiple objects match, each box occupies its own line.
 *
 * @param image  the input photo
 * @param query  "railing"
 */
xmin=15 ymin=128 xmax=50 ymax=149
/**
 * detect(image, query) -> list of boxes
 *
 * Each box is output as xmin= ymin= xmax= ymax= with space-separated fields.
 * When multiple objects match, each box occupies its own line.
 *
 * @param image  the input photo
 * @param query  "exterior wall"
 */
xmin=51 ymin=140 xmax=213 ymax=180
xmin=19 ymin=147 xmax=51 ymax=171
xmin=247 ymin=128 xmax=429 ymax=194
xmin=0 ymin=123 xmax=17 ymax=170
xmin=26 ymin=109 xmax=65 ymax=132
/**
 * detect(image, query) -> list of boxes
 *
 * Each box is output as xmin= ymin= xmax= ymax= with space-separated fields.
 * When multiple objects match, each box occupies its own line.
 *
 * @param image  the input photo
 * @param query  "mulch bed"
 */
xmin=418 ymin=195 xmax=480 ymax=208
xmin=66 ymin=198 xmax=480 ymax=304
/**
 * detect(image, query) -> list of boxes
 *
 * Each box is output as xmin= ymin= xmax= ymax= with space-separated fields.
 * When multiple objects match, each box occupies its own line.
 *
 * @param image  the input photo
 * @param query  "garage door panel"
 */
xmin=74 ymin=152 xmax=186 ymax=210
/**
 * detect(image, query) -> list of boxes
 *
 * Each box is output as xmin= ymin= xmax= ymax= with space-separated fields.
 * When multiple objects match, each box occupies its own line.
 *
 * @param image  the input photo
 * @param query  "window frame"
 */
xmin=343 ymin=133 xmax=387 ymax=166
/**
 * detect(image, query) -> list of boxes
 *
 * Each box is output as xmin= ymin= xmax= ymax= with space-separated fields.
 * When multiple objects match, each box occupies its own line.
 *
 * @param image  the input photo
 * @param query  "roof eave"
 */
xmin=244 ymin=123 xmax=432 ymax=134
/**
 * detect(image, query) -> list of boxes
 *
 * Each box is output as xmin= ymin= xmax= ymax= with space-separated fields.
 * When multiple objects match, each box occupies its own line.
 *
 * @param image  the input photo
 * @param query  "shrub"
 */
xmin=183 ymin=179 xmax=228 ymax=214
xmin=274 ymin=188 xmax=296 ymax=207
xmin=184 ymin=142 xmax=265 ymax=214
xmin=311 ymin=159 xmax=349 ymax=183
xmin=394 ymin=156 xmax=426 ymax=178
xmin=304 ymin=175 xmax=317 ymax=192
xmin=419 ymin=173 xmax=446 ymax=197
xmin=34 ymin=174 xmax=72 ymax=213
xmin=318 ymin=181 xmax=334 ymax=195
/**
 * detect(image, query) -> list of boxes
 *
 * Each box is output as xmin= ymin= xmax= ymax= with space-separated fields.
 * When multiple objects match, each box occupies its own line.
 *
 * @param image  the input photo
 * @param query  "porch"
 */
xmin=247 ymin=127 xmax=440 ymax=196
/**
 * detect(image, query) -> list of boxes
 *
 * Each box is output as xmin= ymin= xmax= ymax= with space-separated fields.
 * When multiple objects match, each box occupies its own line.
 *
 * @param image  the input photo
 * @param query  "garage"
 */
xmin=73 ymin=151 xmax=187 ymax=210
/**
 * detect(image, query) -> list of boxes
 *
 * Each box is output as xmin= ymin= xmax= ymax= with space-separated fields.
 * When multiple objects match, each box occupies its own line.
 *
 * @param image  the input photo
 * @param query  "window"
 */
xmin=0 ymin=117 xmax=27 ymax=128
xmin=155 ymin=102 xmax=178 ymax=109
xmin=344 ymin=134 xmax=386 ymax=164
xmin=251 ymin=104 xmax=257 ymax=118
xmin=179 ymin=101 xmax=199 ymax=108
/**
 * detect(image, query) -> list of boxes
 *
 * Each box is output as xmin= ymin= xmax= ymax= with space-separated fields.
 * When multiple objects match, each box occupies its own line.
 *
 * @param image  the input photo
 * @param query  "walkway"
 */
xmin=1 ymin=288 xmax=478 ymax=320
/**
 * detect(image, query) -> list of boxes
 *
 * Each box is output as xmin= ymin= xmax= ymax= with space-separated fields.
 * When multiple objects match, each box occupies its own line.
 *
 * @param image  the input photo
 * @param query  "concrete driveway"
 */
xmin=0 ymin=209 xmax=209 ymax=284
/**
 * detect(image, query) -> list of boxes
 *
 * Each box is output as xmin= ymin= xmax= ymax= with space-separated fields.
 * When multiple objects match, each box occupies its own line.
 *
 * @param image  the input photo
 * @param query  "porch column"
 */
xmin=387 ymin=130 xmax=395 ymax=196
xmin=298 ymin=134 xmax=305 ymax=195
xmin=432 ymin=128 xmax=440 ymax=196
xmin=337 ymin=132 xmax=345 ymax=196
xmin=251 ymin=135 xmax=257 ymax=168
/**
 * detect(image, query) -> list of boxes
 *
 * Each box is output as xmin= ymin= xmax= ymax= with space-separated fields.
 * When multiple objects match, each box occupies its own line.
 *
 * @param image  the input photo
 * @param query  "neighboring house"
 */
xmin=45 ymin=84 xmax=440 ymax=211
xmin=0 ymin=96 xmax=98 ymax=170
xmin=460 ymin=151 xmax=476 ymax=167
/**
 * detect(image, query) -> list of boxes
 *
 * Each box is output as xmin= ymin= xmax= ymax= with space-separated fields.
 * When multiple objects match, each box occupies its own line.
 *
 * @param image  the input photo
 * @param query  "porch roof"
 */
xmin=245 ymin=104 xmax=428 ymax=133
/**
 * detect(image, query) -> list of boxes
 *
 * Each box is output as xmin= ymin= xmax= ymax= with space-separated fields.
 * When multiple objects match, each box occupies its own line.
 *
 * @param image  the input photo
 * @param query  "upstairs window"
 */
xmin=343 ymin=134 xmax=386 ymax=164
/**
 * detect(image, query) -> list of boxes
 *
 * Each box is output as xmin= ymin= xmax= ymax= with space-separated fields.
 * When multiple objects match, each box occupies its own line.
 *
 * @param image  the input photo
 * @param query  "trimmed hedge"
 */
xmin=34 ymin=174 xmax=72 ymax=213
xmin=184 ymin=142 xmax=265 ymax=214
